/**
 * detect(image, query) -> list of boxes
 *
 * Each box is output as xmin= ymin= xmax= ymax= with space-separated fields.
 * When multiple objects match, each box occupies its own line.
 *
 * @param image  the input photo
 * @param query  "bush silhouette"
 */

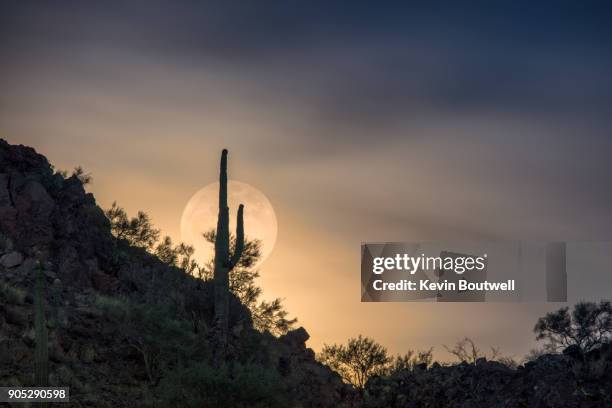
xmin=534 ymin=300 xmax=612 ymax=353
xmin=319 ymin=335 xmax=391 ymax=389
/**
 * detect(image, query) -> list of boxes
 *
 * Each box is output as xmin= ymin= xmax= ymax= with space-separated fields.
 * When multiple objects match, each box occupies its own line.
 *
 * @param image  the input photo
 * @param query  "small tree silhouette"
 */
xmin=443 ymin=337 xmax=501 ymax=364
xmin=105 ymin=202 xmax=160 ymax=250
xmin=54 ymin=165 xmax=92 ymax=185
xmin=388 ymin=348 xmax=433 ymax=374
xmin=155 ymin=236 xmax=198 ymax=274
xmin=319 ymin=335 xmax=391 ymax=389
xmin=534 ymin=300 xmax=612 ymax=353
xmin=72 ymin=165 xmax=92 ymax=185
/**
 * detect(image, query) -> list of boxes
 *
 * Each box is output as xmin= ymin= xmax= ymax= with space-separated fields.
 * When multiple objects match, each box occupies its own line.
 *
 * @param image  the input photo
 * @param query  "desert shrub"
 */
xmin=534 ymin=300 xmax=612 ymax=353
xmin=388 ymin=348 xmax=434 ymax=374
xmin=319 ymin=335 xmax=391 ymax=389
xmin=47 ymin=165 xmax=91 ymax=187
xmin=497 ymin=356 xmax=519 ymax=369
xmin=158 ymin=362 xmax=289 ymax=408
xmin=155 ymin=235 xmax=198 ymax=274
xmin=71 ymin=166 xmax=92 ymax=185
xmin=444 ymin=337 xmax=504 ymax=364
xmin=105 ymin=202 xmax=160 ymax=250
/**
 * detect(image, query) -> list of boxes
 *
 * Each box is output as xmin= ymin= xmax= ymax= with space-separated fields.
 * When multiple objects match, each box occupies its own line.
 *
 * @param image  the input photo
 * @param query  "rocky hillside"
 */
xmin=0 ymin=139 xmax=357 ymax=407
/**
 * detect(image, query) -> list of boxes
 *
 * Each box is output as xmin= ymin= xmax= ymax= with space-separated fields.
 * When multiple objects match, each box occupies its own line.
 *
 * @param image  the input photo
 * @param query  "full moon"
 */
xmin=180 ymin=181 xmax=278 ymax=268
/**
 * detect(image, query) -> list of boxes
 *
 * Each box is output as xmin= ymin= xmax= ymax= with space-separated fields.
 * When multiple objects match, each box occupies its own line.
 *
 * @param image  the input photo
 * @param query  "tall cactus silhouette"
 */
xmin=34 ymin=261 xmax=49 ymax=389
xmin=213 ymin=149 xmax=244 ymax=360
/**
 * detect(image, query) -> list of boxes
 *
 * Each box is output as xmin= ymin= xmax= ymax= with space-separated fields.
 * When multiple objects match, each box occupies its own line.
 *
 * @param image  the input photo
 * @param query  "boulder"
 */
xmin=1 ymin=251 xmax=23 ymax=268
xmin=280 ymin=326 xmax=310 ymax=347
xmin=19 ymin=180 xmax=55 ymax=217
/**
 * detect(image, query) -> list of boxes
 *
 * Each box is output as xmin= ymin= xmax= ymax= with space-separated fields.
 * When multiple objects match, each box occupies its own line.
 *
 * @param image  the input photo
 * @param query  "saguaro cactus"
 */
xmin=214 ymin=149 xmax=244 ymax=360
xmin=34 ymin=262 xmax=49 ymax=388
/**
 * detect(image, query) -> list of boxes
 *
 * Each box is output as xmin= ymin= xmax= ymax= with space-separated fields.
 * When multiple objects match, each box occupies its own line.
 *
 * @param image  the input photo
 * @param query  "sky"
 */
xmin=2 ymin=1 xmax=612 ymax=360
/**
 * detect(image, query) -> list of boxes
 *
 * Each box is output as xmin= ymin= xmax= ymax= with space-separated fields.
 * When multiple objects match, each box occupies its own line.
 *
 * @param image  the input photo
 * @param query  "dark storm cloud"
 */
xmin=4 ymin=1 xmax=612 ymax=119
xmin=4 ymin=1 xmax=612 ymax=185
xmin=3 ymin=1 xmax=612 ymax=198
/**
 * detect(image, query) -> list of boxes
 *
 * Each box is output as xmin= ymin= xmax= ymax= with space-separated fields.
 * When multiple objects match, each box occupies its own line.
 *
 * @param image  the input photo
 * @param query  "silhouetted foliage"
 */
xmin=203 ymin=229 xmax=296 ymax=336
xmin=534 ymin=300 xmax=612 ymax=353
xmin=72 ymin=165 xmax=93 ymax=185
xmin=497 ymin=356 xmax=519 ymax=369
xmin=319 ymin=335 xmax=391 ymax=389
xmin=443 ymin=337 xmax=502 ymax=364
xmin=54 ymin=165 xmax=93 ymax=185
xmin=388 ymin=348 xmax=434 ymax=375
xmin=252 ymin=299 xmax=296 ymax=336
xmin=155 ymin=235 xmax=199 ymax=274
xmin=155 ymin=236 xmax=177 ymax=265
xmin=102 ymin=203 xmax=296 ymax=336
xmin=105 ymin=202 xmax=160 ymax=250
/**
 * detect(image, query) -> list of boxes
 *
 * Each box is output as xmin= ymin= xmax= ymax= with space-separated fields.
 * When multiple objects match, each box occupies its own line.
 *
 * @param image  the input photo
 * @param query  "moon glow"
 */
xmin=180 ymin=181 xmax=278 ymax=268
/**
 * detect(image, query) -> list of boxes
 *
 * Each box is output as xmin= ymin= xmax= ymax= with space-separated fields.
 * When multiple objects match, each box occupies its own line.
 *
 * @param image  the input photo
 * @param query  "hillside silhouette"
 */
xmin=0 ymin=139 xmax=357 ymax=407
xmin=0 ymin=139 xmax=610 ymax=407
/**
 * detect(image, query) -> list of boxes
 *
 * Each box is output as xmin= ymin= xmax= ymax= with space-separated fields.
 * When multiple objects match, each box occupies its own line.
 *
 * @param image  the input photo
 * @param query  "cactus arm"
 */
xmin=229 ymin=204 xmax=245 ymax=269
